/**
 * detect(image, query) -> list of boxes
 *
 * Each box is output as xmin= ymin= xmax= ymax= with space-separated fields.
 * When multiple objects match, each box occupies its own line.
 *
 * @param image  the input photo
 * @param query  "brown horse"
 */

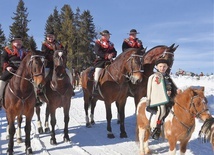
xmin=128 ymin=44 xmax=178 ymax=109
xmin=3 ymin=51 xmax=46 ymax=155
xmin=36 ymin=49 xmax=74 ymax=145
xmin=136 ymin=87 xmax=212 ymax=155
xmin=81 ymin=48 xmax=144 ymax=138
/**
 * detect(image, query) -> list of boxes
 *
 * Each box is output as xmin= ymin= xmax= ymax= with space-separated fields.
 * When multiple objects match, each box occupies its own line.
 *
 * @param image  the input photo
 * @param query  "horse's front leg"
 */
xmin=44 ymin=104 xmax=50 ymax=133
xmin=63 ymin=103 xmax=70 ymax=142
xmin=25 ymin=114 xmax=33 ymax=155
xmin=115 ymin=102 xmax=120 ymax=124
xmin=16 ymin=115 xmax=23 ymax=143
xmin=50 ymin=109 xmax=57 ymax=145
xmin=84 ymin=94 xmax=90 ymax=127
xmin=118 ymin=103 xmax=127 ymax=138
xmin=168 ymin=139 xmax=177 ymax=155
xmin=105 ymin=103 xmax=114 ymax=138
xmin=7 ymin=116 xmax=16 ymax=155
xmin=35 ymin=106 xmax=44 ymax=134
xmin=179 ymin=140 xmax=189 ymax=155
xmin=90 ymin=97 xmax=97 ymax=125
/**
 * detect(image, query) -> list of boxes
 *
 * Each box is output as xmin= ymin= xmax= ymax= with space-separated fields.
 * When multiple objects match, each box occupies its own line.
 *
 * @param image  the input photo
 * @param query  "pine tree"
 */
xmin=9 ymin=0 xmax=31 ymax=48
xmin=28 ymin=36 xmax=37 ymax=50
xmin=0 ymin=24 xmax=6 ymax=74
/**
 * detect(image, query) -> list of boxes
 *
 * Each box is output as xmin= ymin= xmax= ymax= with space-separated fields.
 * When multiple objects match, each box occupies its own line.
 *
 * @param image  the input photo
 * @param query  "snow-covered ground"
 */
xmin=0 ymin=75 xmax=213 ymax=155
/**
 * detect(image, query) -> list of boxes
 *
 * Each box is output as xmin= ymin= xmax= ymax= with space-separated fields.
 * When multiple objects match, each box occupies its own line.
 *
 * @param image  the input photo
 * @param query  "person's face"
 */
xmin=12 ymin=39 xmax=23 ymax=49
xmin=102 ymin=34 xmax=110 ymax=41
xmin=130 ymin=33 xmax=137 ymax=39
xmin=47 ymin=34 xmax=55 ymax=43
xmin=156 ymin=63 xmax=168 ymax=73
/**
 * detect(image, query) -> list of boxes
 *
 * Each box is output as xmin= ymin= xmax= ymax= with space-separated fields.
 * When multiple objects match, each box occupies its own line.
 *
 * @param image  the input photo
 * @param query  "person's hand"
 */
xmin=6 ymin=67 xmax=14 ymax=72
xmin=107 ymin=53 xmax=114 ymax=60
xmin=167 ymin=91 xmax=171 ymax=96
xmin=177 ymin=89 xmax=182 ymax=94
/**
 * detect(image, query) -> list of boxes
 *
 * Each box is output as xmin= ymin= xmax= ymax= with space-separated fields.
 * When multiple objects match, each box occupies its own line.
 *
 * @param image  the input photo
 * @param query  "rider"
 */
xmin=146 ymin=59 xmax=182 ymax=140
xmin=40 ymin=31 xmax=75 ymax=100
xmin=0 ymin=36 xmax=28 ymax=110
xmin=122 ymin=29 xmax=144 ymax=52
xmin=93 ymin=30 xmax=117 ymax=95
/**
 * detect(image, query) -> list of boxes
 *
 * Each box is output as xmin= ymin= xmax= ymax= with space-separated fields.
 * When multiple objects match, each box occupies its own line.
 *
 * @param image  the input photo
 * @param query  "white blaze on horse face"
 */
xmin=58 ymin=52 xmax=63 ymax=57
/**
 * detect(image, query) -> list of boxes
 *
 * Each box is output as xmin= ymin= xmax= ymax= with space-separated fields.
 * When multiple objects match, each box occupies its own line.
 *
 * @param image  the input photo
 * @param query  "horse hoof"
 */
xmin=50 ymin=139 xmax=57 ymax=145
xmin=6 ymin=150 xmax=14 ymax=155
xmin=120 ymin=132 xmax=128 ymax=138
xmin=107 ymin=133 xmax=115 ymax=139
xmin=86 ymin=123 xmax=92 ymax=128
xmin=45 ymin=127 xmax=50 ymax=133
xmin=17 ymin=138 xmax=23 ymax=143
xmin=64 ymin=137 xmax=71 ymax=142
xmin=38 ymin=127 xmax=44 ymax=134
xmin=26 ymin=147 xmax=33 ymax=155
xmin=91 ymin=120 xmax=95 ymax=125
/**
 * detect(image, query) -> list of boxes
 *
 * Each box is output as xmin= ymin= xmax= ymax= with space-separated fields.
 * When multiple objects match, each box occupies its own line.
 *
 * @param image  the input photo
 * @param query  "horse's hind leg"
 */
xmin=35 ymin=106 xmax=44 ymax=134
xmin=16 ymin=115 xmax=23 ymax=143
xmin=118 ymin=103 xmax=127 ymax=138
xmin=105 ymin=103 xmax=114 ymax=138
xmin=84 ymin=93 xmax=91 ymax=127
xmin=90 ymin=97 xmax=97 ymax=125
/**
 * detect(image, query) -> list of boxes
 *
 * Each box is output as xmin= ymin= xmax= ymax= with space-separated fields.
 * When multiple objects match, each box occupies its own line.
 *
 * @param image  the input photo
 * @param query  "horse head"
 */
xmin=143 ymin=43 xmax=178 ymax=73
xmin=120 ymin=48 xmax=145 ymax=84
xmin=175 ymin=86 xmax=211 ymax=121
xmin=53 ymin=49 xmax=67 ymax=79
xmin=26 ymin=50 xmax=46 ymax=89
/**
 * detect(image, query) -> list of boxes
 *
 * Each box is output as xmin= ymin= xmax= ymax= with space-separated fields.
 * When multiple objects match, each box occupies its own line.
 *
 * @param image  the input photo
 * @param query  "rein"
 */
xmin=106 ymin=54 xmax=144 ymax=83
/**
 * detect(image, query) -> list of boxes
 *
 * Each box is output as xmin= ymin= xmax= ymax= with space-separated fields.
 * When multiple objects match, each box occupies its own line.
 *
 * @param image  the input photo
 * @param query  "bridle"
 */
xmin=9 ymin=55 xmax=46 ymax=84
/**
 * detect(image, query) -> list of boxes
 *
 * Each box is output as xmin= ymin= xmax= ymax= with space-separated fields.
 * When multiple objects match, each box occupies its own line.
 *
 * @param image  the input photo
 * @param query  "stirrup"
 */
xmin=151 ymin=127 xmax=161 ymax=140
xmin=35 ymin=97 xmax=43 ymax=107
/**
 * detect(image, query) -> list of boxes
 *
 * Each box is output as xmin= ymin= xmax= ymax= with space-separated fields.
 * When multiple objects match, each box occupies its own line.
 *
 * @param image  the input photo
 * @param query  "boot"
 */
xmin=35 ymin=97 xmax=43 ymax=107
xmin=0 ymin=80 xmax=7 ymax=110
xmin=151 ymin=124 xmax=161 ymax=140
xmin=92 ymin=83 xmax=99 ymax=96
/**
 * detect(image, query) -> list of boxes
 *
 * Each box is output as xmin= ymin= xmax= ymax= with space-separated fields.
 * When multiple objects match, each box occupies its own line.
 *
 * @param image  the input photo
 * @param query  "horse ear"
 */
xmin=170 ymin=43 xmax=175 ymax=49
xmin=200 ymin=86 xmax=205 ymax=92
xmin=173 ymin=45 xmax=179 ymax=51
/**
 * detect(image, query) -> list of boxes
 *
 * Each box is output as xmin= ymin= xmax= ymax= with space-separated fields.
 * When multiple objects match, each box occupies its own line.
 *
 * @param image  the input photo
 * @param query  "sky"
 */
xmin=0 ymin=75 xmax=214 ymax=154
xmin=0 ymin=0 xmax=213 ymax=74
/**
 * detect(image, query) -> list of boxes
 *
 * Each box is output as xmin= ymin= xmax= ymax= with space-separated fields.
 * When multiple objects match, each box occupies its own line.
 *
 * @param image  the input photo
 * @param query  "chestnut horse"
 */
xmin=136 ymin=87 xmax=212 ymax=155
xmin=128 ymin=44 xmax=178 ymax=109
xmin=35 ymin=49 xmax=74 ymax=145
xmin=3 ymin=51 xmax=46 ymax=155
xmin=81 ymin=48 xmax=144 ymax=138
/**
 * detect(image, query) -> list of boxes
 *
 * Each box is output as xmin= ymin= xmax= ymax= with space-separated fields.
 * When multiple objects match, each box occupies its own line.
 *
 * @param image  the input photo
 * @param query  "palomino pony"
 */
xmin=3 ymin=51 xmax=46 ymax=155
xmin=136 ymin=87 xmax=212 ymax=155
xmin=81 ymin=48 xmax=144 ymax=138
xmin=128 ymin=44 xmax=178 ymax=109
xmin=35 ymin=49 xmax=74 ymax=145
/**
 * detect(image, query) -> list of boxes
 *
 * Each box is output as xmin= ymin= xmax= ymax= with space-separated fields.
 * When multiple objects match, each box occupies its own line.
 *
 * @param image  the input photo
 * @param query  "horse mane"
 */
xmin=115 ymin=48 xmax=143 ymax=61
xmin=144 ymin=45 xmax=168 ymax=56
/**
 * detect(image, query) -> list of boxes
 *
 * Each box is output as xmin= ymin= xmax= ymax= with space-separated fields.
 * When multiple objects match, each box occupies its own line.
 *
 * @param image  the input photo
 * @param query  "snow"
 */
xmin=0 ymin=75 xmax=214 ymax=155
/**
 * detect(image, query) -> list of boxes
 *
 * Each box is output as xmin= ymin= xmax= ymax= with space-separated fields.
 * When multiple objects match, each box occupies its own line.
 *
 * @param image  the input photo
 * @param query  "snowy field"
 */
xmin=0 ymin=75 xmax=213 ymax=155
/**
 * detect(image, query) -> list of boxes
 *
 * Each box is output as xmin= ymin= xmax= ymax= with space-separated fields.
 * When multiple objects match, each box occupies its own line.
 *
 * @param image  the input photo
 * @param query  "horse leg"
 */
xmin=115 ymin=102 xmax=120 ymax=124
xmin=90 ymin=97 xmax=97 ymax=125
xmin=44 ymin=104 xmax=50 ymax=133
xmin=50 ymin=109 xmax=57 ymax=145
xmin=25 ymin=115 xmax=33 ymax=155
xmin=138 ymin=127 xmax=150 ymax=155
xmin=118 ymin=103 xmax=127 ymax=138
xmin=168 ymin=139 xmax=177 ymax=155
xmin=63 ymin=104 xmax=70 ymax=142
xmin=105 ymin=103 xmax=114 ymax=138
xmin=16 ymin=115 xmax=23 ymax=143
xmin=35 ymin=106 xmax=44 ymax=134
xmin=7 ymin=116 xmax=16 ymax=155
xmin=179 ymin=140 xmax=189 ymax=155
xmin=84 ymin=98 xmax=90 ymax=128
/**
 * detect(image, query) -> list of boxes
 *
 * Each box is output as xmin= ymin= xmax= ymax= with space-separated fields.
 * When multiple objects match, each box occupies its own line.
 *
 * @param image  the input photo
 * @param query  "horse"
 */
xmin=199 ymin=117 xmax=214 ymax=150
xmin=136 ymin=86 xmax=212 ymax=155
xmin=128 ymin=43 xmax=178 ymax=110
xmin=35 ymin=49 xmax=74 ymax=145
xmin=81 ymin=48 xmax=144 ymax=138
xmin=3 ymin=51 xmax=46 ymax=155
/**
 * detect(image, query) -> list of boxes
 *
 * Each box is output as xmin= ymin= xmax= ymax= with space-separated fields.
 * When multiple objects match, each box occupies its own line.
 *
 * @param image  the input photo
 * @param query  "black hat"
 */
xmin=100 ymin=30 xmax=111 ymax=36
xmin=46 ymin=31 xmax=55 ymax=36
xmin=129 ymin=29 xmax=139 ymax=35
xmin=155 ymin=59 xmax=169 ymax=66
xmin=10 ymin=36 xmax=22 ymax=42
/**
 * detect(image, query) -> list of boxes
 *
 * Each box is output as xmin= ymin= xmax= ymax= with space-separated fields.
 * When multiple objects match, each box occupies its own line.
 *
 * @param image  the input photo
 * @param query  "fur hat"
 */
xmin=46 ymin=31 xmax=55 ymax=36
xmin=129 ymin=29 xmax=139 ymax=35
xmin=155 ymin=59 xmax=169 ymax=66
xmin=10 ymin=36 xmax=22 ymax=42
xmin=100 ymin=30 xmax=111 ymax=36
